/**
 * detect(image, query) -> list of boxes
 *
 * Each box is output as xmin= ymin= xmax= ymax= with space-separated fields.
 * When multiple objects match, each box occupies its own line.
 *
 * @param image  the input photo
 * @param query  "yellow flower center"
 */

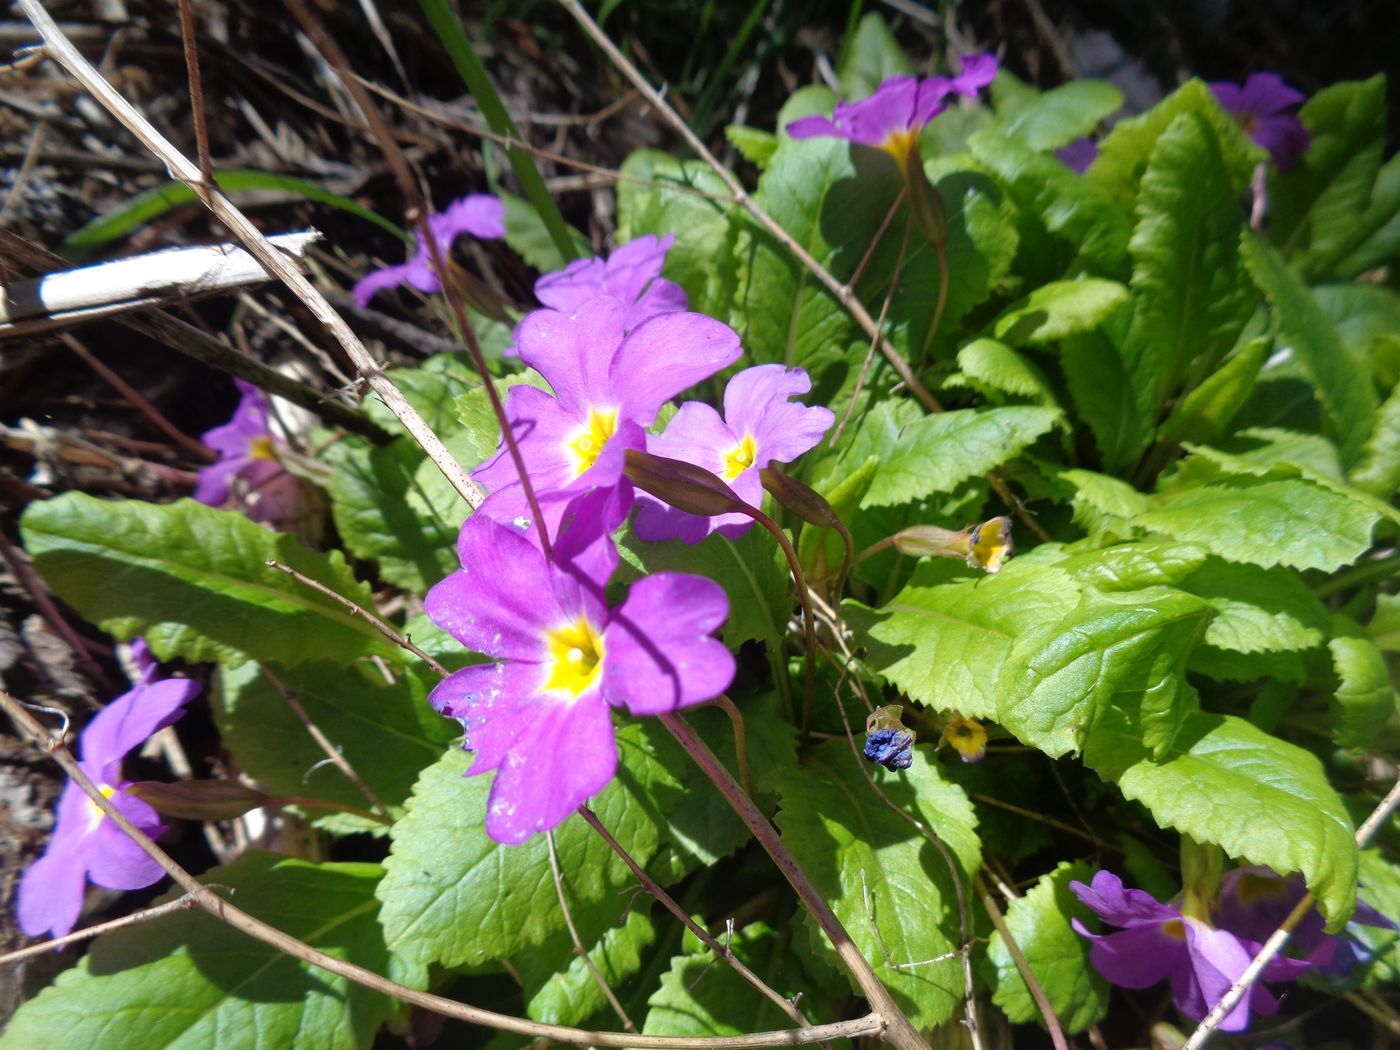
xmin=967 ymin=517 xmax=1013 ymax=574
xmin=85 ymin=783 xmax=119 ymax=830
xmin=565 ymin=407 xmax=620 ymax=478
xmin=1161 ymin=919 xmax=1187 ymax=940
xmin=881 ymin=129 xmax=919 ymax=168
xmin=541 ymin=616 xmax=606 ymax=699
xmin=720 ymin=433 xmax=758 ymax=481
xmin=248 ymin=435 xmax=278 ymax=461
xmin=942 ymin=716 xmax=988 ymax=762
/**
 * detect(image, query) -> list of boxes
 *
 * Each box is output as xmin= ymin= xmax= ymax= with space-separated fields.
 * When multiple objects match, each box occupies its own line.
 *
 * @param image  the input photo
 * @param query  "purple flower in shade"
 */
xmin=194 ymin=379 xmax=303 ymax=527
xmin=1209 ymin=73 xmax=1311 ymax=171
xmin=1071 ymin=871 xmax=1310 ymax=1032
xmin=535 ymin=234 xmax=688 ymax=333
xmin=633 ymin=365 xmax=833 ymax=545
xmin=473 ymin=296 xmax=743 ymax=544
xmin=1057 ymin=136 xmax=1099 ymax=174
xmin=1216 ymin=867 xmax=1394 ymax=976
xmin=17 ymin=641 xmax=201 ymax=939
xmin=353 ymin=194 xmax=505 ymax=307
xmin=785 ymin=55 xmax=997 ymax=164
xmin=424 ymin=486 xmax=735 ymax=843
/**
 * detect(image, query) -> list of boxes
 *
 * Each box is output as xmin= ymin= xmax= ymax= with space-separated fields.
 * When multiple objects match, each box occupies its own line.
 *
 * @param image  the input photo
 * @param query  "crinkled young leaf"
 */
xmin=1177 ymin=559 xmax=1328 ymax=655
xmin=20 ymin=493 xmax=390 ymax=668
xmin=376 ymin=726 xmax=675 ymax=969
xmin=848 ymin=563 xmax=1082 ymax=719
xmin=1351 ymin=381 xmax=1400 ymax=498
xmin=987 ymin=860 xmax=1109 ymax=1033
xmin=1128 ymin=111 xmax=1255 ymax=410
xmin=956 ymin=338 xmax=1062 ymax=408
xmin=774 ymin=744 xmax=981 ymax=1029
xmin=1088 ymin=711 xmax=1358 ymax=928
xmin=998 ymin=587 xmax=1210 ymax=759
xmin=215 ymin=661 xmax=458 ymax=819
xmin=1155 ymin=337 xmax=1269 ymax=449
xmin=991 ymin=278 xmax=1129 ymax=347
xmin=1038 ymin=537 xmax=1208 ymax=592
xmin=0 ymin=853 xmax=424 ymax=1050
xmin=1329 ymin=621 xmax=1397 ymax=750
xmin=1332 ymin=151 xmax=1400 ymax=279
xmin=362 ymin=353 xmax=482 ymax=433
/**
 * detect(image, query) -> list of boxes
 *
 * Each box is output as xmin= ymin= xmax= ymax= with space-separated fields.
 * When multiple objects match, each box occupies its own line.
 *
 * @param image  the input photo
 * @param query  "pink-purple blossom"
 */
xmin=473 ymin=295 xmax=742 ymax=543
xmin=1209 ymin=73 xmax=1311 ymax=171
xmin=17 ymin=641 xmax=201 ymax=940
xmin=1071 ymin=870 xmax=1310 ymax=1032
xmin=425 ymin=487 xmax=734 ymax=843
xmin=1057 ymin=137 xmax=1099 ymax=174
xmin=633 ymin=365 xmax=833 ymax=544
xmin=194 ymin=379 xmax=304 ymax=527
xmin=535 ymin=234 xmax=688 ymax=332
xmin=353 ymin=194 xmax=505 ymax=307
xmin=785 ymin=55 xmax=997 ymax=163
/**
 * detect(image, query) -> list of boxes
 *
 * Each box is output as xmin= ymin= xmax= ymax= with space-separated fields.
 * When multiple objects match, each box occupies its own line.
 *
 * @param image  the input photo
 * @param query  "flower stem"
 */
xmin=748 ymin=507 xmax=817 ymax=739
xmin=713 ymin=695 xmax=755 ymax=801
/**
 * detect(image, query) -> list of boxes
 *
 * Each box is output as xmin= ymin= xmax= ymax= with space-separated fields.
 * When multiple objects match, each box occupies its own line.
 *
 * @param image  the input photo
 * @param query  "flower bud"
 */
xmin=760 ymin=466 xmax=842 ymax=528
xmin=892 ymin=524 xmax=970 ymax=560
xmin=128 ymin=779 xmax=269 ymax=821
xmin=863 ymin=704 xmax=915 ymax=771
xmin=903 ymin=152 xmax=947 ymax=245
xmin=623 ymin=449 xmax=751 ymax=519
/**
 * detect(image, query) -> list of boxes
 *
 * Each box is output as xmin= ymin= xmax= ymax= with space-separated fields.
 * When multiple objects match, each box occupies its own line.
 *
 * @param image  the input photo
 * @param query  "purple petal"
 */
xmin=610 ymin=311 xmax=743 ymax=424
xmin=650 ymin=400 xmax=734 ymax=472
xmin=1250 ymin=116 xmax=1311 ymax=171
xmin=400 ymin=257 xmax=444 ymax=295
xmin=632 ymin=495 xmax=728 ymax=545
xmin=16 ymin=842 xmax=88 ymax=939
xmin=837 ymin=77 xmax=921 ymax=147
xmin=599 ymin=234 xmax=675 ymax=303
xmin=628 ymin=278 xmax=689 ymax=329
xmin=785 ymin=114 xmax=842 ymax=140
xmin=516 ymin=297 xmax=630 ymax=414
xmin=1073 ymin=919 xmax=1187 ymax=989
xmin=129 ymin=638 xmax=158 ymax=682
xmin=552 ymin=484 xmax=633 ymax=612
xmin=535 ymin=256 xmax=608 ymax=314
xmin=603 ymin=572 xmax=734 ymax=714
xmin=193 ymin=456 xmax=245 ymax=507
xmin=724 ymin=364 xmax=834 ymax=466
xmin=1070 ymin=871 xmax=1183 ymax=928
xmin=85 ymin=790 xmax=167 ymax=891
xmin=352 ymin=263 xmax=415 ymax=307
xmin=947 ymin=53 xmax=998 ymax=96
xmin=1236 ymin=72 xmax=1306 ymax=117
xmin=482 ymin=690 xmax=618 ymax=844
xmin=1057 ymin=137 xmax=1099 ymax=175
xmin=429 ymin=661 xmax=540 ymax=773
xmin=473 ymin=385 xmax=582 ymax=500
xmin=1177 ymin=919 xmax=1256 ymax=1029
xmin=427 ymin=515 xmax=559 ymax=659
xmin=436 ymin=193 xmax=506 ymax=241
xmin=80 ymin=677 xmax=201 ymax=784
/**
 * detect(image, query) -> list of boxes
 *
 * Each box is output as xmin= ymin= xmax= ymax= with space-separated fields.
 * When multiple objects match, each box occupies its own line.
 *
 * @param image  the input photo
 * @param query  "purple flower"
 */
xmin=195 ymin=379 xmax=303 ymax=527
xmin=424 ymin=487 xmax=734 ymax=843
xmin=17 ymin=642 xmax=201 ymax=939
xmin=786 ymin=55 xmax=997 ymax=164
xmin=535 ymin=234 xmax=688 ymax=333
xmin=474 ymin=296 xmax=742 ymax=543
xmin=633 ymin=365 xmax=833 ymax=544
xmin=1071 ymin=870 xmax=1309 ymax=1032
xmin=1209 ymin=73 xmax=1311 ymax=171
xmin=1216 ymin=867 xmax=1394 ymax=975
xmin=353 ymin=194 xmax=505 ymax=307
xmin=1057 ymin=137 xmax=1099 ymax=174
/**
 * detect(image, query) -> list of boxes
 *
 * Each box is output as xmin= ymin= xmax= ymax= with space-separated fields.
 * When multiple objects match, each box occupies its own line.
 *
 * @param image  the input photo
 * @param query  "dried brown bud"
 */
xmin=128 ymin=779 xmax=269 ymax=821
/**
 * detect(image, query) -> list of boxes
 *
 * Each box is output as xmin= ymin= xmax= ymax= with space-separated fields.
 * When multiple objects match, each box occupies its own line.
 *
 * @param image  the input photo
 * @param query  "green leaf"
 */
xmin=996 ymin=80 xmax=1124 ymax=152
xmin=998 ymin=587 xmax=1210 ymax=759
xmin=1333 ymin=151 xmax=1400 ymax=278
xmin=969 ymin=131 xmax=1132 ymax=275
xmin=1134 ymin=472 xmax=1378 ymax=572
xmin=523 ymin=908 xmax=657 ymax=1025
xmin=20 ymin=494 xmax=390 ymax=667
xmin=501 ymin=191 xmax=591 ymax=272
xmin=848 ymin=562 xmax=1083 ymax=720
xmin=1351 ymin=381 xmax=1400 ymax=498
xmin=797 ymin=454 xmax=879 ymax=578
xmin=1272 ymin=76 xmax=1388 ymax=274
xmin=1095 ymin=712 xmax=1358 ymax=928
xmin=1089 ymin=80 xmax=1262 ymax=212
xmin=956 ymin=338 xmax=1062 ymax=408
xmin=1329 ymin=621 xmax=1397 ymax=749
xmin=62 ymin=170 xmax=406 ymax=258
xmin=1177 ymin=559 xmax=1328 ymax=655
xmin=838 ymin=13 xmax=912 ymax=100
xmin=1041 ymin=538 xmax=1209 ymax=592
xmin=376 ymin=725 xmax=675 ymax=969
xmin=774 ymin=743 xmax=981 ymax=1029
xmin=1156 ymin=337 xmax=1269 ymax=449
xmin=988 ymin=861 xmax=1109 ymax=1033
xmin=619 ymin=525 xmax=788 ymax=647
xmin=1370 ymin=594 xmax=1400 ymax=653
xmin=215 ymin=661 xmax=458 ymax=817
xmin=1060 ymin=314 xmax=1156 ymax=471
xmin=991 ymin=278 xmax=1129 ymax=347
xmin=0 ymin=853 xmax=424 ymax=1050
xmin=725 ymin=125 xmax=779 ymax=168
xmin=1241 ymin=233 xmax=1378 ymax=466
xmin=859 ymin=404 xmax=1061 ymax=507
xmin=1128 ymin=112 xmax=1255 ymax=409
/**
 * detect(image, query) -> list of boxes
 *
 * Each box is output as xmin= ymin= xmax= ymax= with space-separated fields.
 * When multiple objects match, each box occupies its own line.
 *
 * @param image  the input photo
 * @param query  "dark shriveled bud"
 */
xmin=128 ymin=779 xmax=270 ymax=821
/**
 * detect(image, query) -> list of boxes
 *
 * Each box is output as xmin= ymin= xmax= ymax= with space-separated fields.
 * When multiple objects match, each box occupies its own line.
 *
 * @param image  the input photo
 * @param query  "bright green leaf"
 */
xmin=997 ymin=80 xmax=1124 ymax=152
xmin=991 ymin=278 xmax=1129 ymax=347
xmin=957 ymin=338 xmax=1062 ymax=408
xmin=1178 ymin=559 xmax=1328 ymax=655
xmin=1156 ymin=337 xmax=1269 ymax=449
xmin=1329 ymin=622 xmax=1397 ymax=749
xmin=838 ymin=13 xmax=913 ymax=100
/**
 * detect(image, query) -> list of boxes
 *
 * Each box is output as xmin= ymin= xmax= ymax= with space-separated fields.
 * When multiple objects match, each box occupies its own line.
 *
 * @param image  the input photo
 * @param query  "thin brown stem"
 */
xmin=0 ymin=687 xmax=880 ymax=1049
xmin=846 ymin=188 xmax=906 ymax=295
xmin=915 ymin=238 xmax=949 ymax=373
xmin=259 ymin=667 xmax=392 ymax=820
xmin=0 ymin=892 xmax=203 ymax=965
xmin=977 ymin=876 xmax=1069 ymax=1050
xmin=749 ymin=507 xmax=817 ymax=740
xmin=835 ymin=216 xmax=912 ymax=444
xmin=713 ymin=695 xmax=755 ymax=801
xmin=546 ymin=830 xmax=636 ymax=1031
xmin=265 ymin=560 xmax=448 ymax=677
xmin=659 ymin=711 xmax=929 ymax=1050
xmin=0 ymin=530 xmax=110 ymax=690
xmin=175 ymin=0 xmax=212 ymax=184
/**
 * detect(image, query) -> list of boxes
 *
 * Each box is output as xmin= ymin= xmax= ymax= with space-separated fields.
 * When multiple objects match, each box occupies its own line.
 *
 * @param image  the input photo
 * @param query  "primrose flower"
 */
xmin=942 ymin=716 xmax=987 ymax=762
xmin=474 ymin=296 xmax=742 ymax=543
xmin=353 ymin=193 xmax=505 ymax=307
xmin=1071 ymin=870 xmax=1309 ymax=1032
xmin=195 ymin=379 xmax=303 ymax=527
xmin=1209 ymin=73 xmax=1311 ymax=171
xmin=1216 ymin=867 xmax=1394 ymax=975
xmin=785 ymin=55 xmax=997 ymax=166
xmin=17 ymin=641 xmax=201 ymax=940
xmin=535 ymin=234 xmax=688 ymax=333
xmin=425 ymin=487 xmax=734 ymax=843
xmin=633 ymin=365 xmax=833 ymax=545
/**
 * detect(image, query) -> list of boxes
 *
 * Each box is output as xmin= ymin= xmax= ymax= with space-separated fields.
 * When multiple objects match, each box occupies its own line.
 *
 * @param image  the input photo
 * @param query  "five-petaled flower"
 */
xmin=785 ymin=55 xmax=997 ymax=166
xmin=1070 ymin=870 xmax=1309 ymax=1032
xmin=17 ymin=641 xmax=202 ymax=940
xmin=425 ymin=487 xmax=734 ymax=843
xmin=353 ymin=194 xmax=506 ymax=307
xmin=194 ymin=379 xmax=304 ymax=527
xmin=1209 ymin=73 xmax=1311 ymax=171
xmin=633 ymin=365 xmax=833 ymax=544
xmin=534 ymin=234 xmax=688 ymax=334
